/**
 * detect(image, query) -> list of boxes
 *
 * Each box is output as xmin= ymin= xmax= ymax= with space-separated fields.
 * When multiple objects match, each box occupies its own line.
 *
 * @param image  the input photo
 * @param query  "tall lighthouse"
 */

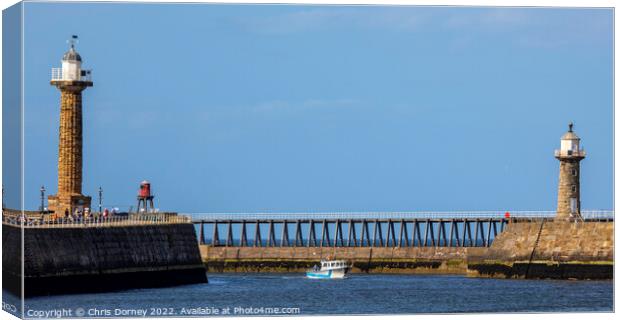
xmin=48 ymin=36 xmax=93 ymax=215
xmin=554 ymin=123 xmax=586 ymax=219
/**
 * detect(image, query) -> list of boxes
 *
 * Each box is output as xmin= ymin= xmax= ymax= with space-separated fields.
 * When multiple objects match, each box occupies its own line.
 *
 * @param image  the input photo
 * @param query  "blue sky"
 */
xmin=14 ymin=3 xmax=613 ymax=212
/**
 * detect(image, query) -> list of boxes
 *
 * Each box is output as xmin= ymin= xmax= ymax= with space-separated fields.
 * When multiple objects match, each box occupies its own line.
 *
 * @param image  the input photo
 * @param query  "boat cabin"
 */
xmin=320 ymin=260 xmax=348 ymax=270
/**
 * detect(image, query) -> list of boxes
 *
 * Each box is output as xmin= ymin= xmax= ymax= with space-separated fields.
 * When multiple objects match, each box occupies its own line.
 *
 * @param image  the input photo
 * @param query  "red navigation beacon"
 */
xmin=139 ymin=180 xmax=151 ymax=197
xmin=136 ymin=180 xmax=155 ymax=213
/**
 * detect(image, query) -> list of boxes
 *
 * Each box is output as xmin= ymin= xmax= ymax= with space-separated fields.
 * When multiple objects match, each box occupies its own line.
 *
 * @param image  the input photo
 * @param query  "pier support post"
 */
xmin=473 ymin=220 xmax=480 ymax=247
xmin=413 ymin=220 xmax=421 ymax=247
xmin=320 ymin=220 xmax=328 ymax=247
xmin=438 ymin=220 xmax=446 ymax=247
xmin=199 ymin=221 xmax=205 ymax=245
xmin=212 ymin=221 xmax=219 ymax=246
xmin=443 ymin=220 xmax=449 ymax=246
xmin=267 ymin=220 xmax=275 ymax=247
xmin=385 ymin=220 xmax=391 ymax=247
xmin=333 ymin=220 xmax=338 ymax=248
xmin=396 ymin=220 xmax=402 ymax=247
xmin=372 ymin=220 xmax=378 ymax=247
xmin=294 ymin=220 xmax=302 ymax=247
xmin=361 ymin=220 xmax=368 ymax=247
xmin=465 ymin=221 xmax=472 ymax=247
xmin=308 ymin=220 xmax=316 ymax=247
xmin=456 ymin=220 xmax=461 ymax=247
xmin=423 ymin=220 xmax=429 ymax=247
xmin=461 ymin=220 xmax=468 ymax=247
xmin=280 ymin=221 xmax=289 ymax=247
xmin=346 ymin=220 xmax=353 ymax=247
xmin=339 ymin=220 xmax=345 ymax=246
xmin=398 ymin=219 xmax=408 ymax=247
xmin=448 ymin=220 xmax=454 ymax=247
xmin=254 ymin=222 xmax=262 ymax=247
xmin=225 ymin=221 xmax=233 ymax=247
xmin=387 ymin=220 xmax=396 ymax=247
xmin=451 ymin=220 xmax=460 ymax=247
xmin=479 ymin=221 xmax=486 ymax=247
xmin=429 ymin=220 xmax=436 ymax=247
xmin=377 ymin=220 xmax=384 ymax=247
xmin=486 ymin=219 xmax=492 ymax=247
xmin=240 ymin=220 xmax=248 ymax=247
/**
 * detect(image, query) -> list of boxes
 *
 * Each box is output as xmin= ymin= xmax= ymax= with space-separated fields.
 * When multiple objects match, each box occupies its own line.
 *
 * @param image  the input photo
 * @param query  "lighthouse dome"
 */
xmin=62 ymin=47 xmax=82 ymax=62
xmin=561 ymin=131 xmax=579 ymax=140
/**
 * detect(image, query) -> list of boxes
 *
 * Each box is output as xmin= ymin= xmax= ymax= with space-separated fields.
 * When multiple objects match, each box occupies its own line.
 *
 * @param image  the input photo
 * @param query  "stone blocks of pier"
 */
xmin=3 ymin=223 xmax=207 ymax=296
xmin=479 ymin=220 xmax=613 ymax=262
xmin=201 ymin=246 xmax=473 ymax=261
xmin=199 ymin=246 xmax=492 ymax=273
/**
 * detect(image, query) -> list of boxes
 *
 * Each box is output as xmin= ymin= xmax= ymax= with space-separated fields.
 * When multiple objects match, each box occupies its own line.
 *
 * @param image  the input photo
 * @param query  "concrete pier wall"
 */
xmin=200 ymin=246 xmax=490 ymax=273
xmin=3 ymin=223 xmax=207 ymax=296
xmin=201 ymin=246 xmax=489 ymax=260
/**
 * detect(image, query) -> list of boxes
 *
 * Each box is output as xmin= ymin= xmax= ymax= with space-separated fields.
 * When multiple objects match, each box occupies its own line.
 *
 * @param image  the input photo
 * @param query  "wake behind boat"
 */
xmin=306 ymin=260 xmax=350 ymax=279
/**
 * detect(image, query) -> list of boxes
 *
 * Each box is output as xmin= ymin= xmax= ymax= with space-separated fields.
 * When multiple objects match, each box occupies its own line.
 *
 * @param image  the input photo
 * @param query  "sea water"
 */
xmin=4 ymin=273 xmax=613 ymax=318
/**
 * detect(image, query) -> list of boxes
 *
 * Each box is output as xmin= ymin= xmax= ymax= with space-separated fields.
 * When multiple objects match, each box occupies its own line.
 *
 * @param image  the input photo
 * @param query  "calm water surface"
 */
xmin=5 ymin=273 xmax=613 ymax=317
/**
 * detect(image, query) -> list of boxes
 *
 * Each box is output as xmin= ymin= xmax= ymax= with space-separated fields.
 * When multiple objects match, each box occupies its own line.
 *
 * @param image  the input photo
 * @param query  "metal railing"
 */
xmin=51 ymin=68 xmax=92 ymax=82
xmin=554 ymin=149 xmax=586 ymax=157
xmin=2 ymin=212 xmax=191 ymax=228
xmin=3 ymin=210 xmax=612 ymax=227
xmin=188 ymin=210 xmax=614 ymax=221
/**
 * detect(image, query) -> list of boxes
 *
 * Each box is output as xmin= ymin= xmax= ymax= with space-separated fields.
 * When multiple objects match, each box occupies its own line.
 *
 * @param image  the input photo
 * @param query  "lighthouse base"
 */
xmin=48 ymin=194 xmax=92 ymax=215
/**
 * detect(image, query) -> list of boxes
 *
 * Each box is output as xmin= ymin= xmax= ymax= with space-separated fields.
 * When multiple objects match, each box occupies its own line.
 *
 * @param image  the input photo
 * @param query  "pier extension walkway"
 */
xmin=190 ymin=210 xmax=613 ymax=248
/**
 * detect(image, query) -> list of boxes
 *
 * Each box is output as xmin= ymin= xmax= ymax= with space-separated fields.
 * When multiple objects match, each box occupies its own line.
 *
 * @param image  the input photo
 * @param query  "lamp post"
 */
xmin=98 ymin=186 xmax=103 ymax=213
xmin=40 ymin=185 xmax=46 ymax=212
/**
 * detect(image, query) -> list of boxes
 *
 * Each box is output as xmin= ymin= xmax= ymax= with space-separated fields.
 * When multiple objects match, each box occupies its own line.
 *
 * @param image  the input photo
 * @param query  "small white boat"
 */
xmin=306 ymin=260 xmax=350 ymax=279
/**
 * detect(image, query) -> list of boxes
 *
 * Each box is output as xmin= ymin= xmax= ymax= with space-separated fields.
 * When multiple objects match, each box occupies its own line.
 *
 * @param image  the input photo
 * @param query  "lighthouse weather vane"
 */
xmin=67 ymin=34 xmax=78 ymax=48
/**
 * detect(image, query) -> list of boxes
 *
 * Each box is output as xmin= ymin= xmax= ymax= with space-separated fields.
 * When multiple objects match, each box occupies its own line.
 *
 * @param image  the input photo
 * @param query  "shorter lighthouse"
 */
xmin=554 ymin=123 xmax=586 ymax=219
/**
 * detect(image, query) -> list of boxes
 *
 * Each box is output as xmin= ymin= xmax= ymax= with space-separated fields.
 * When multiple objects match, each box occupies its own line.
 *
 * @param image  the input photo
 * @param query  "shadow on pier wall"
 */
xmin=3 ymin=223 xmax=207 ymax=296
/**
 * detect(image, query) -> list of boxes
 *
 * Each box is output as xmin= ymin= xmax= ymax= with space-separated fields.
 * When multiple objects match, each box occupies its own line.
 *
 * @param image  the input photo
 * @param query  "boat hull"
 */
xmin=306 ymin=269 xmax=347 ymax=279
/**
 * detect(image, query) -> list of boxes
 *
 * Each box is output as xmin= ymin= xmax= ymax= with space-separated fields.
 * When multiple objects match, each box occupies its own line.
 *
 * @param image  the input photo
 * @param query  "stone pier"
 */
xmin=467 ymin=220 xmax=613 ymax=279
xmin=3 ymin=221 xmax=208 ymax=296
xmin=200 ymin=245 xmax=490 ymax=273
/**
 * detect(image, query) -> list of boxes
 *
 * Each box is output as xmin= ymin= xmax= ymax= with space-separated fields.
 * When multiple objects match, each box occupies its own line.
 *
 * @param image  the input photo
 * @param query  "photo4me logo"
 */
xmin=234 ymin=306 xmax=301 ymax=315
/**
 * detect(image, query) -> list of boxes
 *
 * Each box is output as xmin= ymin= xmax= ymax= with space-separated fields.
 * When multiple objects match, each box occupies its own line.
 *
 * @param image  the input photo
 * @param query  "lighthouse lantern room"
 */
xmin=559 ymin=123 xmax=581 ymax=155
xmin=51 ymin=35 xmax=92 ymax=82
